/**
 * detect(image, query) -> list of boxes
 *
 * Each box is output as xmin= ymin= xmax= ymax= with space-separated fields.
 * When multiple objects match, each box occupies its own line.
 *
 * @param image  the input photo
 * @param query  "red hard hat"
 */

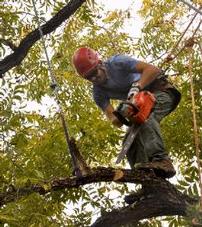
xmin=72 ymin=47 xmax=99 ymax=76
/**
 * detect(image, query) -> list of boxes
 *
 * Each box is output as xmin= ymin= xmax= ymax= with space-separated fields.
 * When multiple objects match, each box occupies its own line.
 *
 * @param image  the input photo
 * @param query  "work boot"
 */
xmin=135 ymin=159 xmax=176 ymax=178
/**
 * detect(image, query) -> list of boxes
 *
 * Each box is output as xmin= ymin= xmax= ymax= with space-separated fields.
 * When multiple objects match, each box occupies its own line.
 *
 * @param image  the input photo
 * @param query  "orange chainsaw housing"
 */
xmin=127 ymin=91 xmax=156 ymax=124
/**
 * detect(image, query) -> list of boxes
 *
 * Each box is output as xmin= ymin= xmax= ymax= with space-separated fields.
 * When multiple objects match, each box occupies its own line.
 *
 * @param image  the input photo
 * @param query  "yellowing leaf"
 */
xmin=193 ymin=0 xmax=202 ymax=5
xmin=42 ymin=183 xmax=51 ymax=191
xmin=103 ymin=11 xmax=119 ymax=23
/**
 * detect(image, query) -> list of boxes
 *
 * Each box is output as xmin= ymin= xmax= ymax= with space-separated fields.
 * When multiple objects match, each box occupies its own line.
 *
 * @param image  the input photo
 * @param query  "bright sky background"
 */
xmin=98 ymin=0 xmax=144 ymax=37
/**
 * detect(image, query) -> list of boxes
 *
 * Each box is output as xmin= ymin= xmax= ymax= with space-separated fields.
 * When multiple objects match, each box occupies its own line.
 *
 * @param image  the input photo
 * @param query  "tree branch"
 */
xmin=0 ymin=167 xmax=197 ymax=226
xmin=0 ymin=167 xmax=156 ymax=207
xmin=92 ymin=177 xmax=197 ymax=227
xmin=0 ymin=39 xmax=17 ymax=51
xmin=0 ymin=0 xmax=86 ymax=77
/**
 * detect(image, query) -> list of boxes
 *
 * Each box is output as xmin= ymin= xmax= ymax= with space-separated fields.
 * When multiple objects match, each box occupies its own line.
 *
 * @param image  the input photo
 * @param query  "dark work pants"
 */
xmin=126 ymin=90 xmax=176 ymax=168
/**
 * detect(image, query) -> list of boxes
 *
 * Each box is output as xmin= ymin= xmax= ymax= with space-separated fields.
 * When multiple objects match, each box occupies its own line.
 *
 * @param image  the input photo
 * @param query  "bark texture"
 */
xmin=0 ymin=0 xmax=86 ymax=77
xmin=0 ymin=167 xmax=197 ymax=227
xmin=91 ymin=178 xmax=197 ymax=226
xmin=0 ymin=167 xmax=155 ymax=207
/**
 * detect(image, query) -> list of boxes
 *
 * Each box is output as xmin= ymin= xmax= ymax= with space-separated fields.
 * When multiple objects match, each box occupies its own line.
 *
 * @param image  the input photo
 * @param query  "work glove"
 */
xmin=127 ymin=83 xmax=141 ymax=101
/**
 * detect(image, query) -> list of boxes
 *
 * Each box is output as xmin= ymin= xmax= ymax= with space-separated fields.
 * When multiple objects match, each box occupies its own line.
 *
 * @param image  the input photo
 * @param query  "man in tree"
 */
xmin=72 ymin=47 xmax=181 ymax=201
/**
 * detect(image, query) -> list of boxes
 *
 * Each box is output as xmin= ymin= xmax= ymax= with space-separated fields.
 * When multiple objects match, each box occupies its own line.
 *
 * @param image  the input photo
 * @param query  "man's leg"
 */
xmin=126 ymin=90 xmax=176 ymax=174
xmin=125 ymin=90 xmax=177 ymax=204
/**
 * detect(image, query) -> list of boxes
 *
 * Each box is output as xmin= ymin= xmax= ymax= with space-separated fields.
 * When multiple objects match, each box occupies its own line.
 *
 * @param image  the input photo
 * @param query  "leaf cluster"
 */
xmin=0 ymin=0 xmax=201 ymax=226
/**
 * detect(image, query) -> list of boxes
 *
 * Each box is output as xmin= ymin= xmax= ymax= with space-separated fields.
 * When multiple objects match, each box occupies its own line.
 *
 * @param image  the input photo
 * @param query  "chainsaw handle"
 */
xmin=121 ymin=101 xmax=139 ymax=113
xmin=113 ymin=111 xmax=132 ymax=126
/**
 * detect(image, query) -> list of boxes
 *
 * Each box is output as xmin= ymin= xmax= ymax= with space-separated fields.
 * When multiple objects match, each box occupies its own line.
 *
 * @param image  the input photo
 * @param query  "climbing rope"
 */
xmin=31 ymin=0 xmax=79 ymax=174
xmin=178 ymin=0 xmax=202 ymax=15
xmin=160 ymin=13 xmax=202 ymax=68
xmin=169 ymin=19 xmax=201 ymax=61
xmin=188 ymin=47 xmax=202 ymax=211
xmin=160 ymin=10 xmax=199 ymax=67
xmin=149 ymin=10 xmax=198 ymax=66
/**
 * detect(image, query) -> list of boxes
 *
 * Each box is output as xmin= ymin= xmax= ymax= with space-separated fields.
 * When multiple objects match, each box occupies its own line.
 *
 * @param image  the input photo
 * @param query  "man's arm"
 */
xmin=104 ymin=103 xmax=123 ymax=127
xmin=134 ymin=61 xmax=161 ymax=89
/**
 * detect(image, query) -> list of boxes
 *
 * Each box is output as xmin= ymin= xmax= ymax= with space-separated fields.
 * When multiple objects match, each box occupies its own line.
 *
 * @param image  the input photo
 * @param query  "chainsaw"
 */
xmin=113 ymin=91 xmax=156 ymax=164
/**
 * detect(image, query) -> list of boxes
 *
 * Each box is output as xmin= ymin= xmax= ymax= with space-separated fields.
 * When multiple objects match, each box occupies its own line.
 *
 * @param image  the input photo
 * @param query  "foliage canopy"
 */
xmin=0 ymin=0 xmax=201 ymax=226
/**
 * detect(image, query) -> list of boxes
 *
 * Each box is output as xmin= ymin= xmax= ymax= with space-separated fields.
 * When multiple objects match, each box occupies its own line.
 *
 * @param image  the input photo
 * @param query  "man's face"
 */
xmin=84 ymin=64 xmax=108 ymax=85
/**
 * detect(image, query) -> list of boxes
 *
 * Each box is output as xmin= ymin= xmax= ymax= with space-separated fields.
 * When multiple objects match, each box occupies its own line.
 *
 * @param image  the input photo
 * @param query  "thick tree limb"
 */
xmin=92 ymin=178 xmax=197 ymax=226
xmin=0 ymin=167 xmax=197 ymax=226
xmin=0 ymin=0 xmax=86 ymax=77
xmin=2 ymin=141 xmax=194 ymax=226
xmin=0 ymin=141 xmax=197 ymax=225
xmin=0 ymin=167 xmax=156 ymax=207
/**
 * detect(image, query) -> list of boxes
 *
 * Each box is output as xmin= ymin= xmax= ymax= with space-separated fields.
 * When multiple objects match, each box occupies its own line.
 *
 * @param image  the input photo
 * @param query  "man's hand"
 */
xmin=127 ymin=83 xmax=141 ymax=101
xmin=104 ymin=103 xmax=123 ymax=128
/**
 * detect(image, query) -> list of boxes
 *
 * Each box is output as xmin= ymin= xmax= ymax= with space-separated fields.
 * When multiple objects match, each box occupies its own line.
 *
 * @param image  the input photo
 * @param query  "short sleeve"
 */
xmin=111 ymin=55 xmax=139 ymax=73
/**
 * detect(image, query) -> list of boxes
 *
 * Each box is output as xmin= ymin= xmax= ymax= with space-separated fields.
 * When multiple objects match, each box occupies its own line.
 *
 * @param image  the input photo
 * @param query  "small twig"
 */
xmin=149 ymin=51 xmax=168 ymax=64
xmin=0 ymin=39 xmax=17 ymax=51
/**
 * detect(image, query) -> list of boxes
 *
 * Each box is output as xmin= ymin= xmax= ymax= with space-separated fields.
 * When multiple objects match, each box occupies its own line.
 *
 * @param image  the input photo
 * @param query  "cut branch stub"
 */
xmin=69 ymin=137 xmax=91 ymax=177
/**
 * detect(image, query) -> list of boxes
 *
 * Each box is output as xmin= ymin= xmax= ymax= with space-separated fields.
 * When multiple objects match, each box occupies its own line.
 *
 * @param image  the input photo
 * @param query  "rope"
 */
xmin=188 ymin=47 xmax=202 ymax=211
xmin=172 ymin=19 xmax=201 ymax=57
xmin=150 ymin=6 xmax=200 ymax=66
xmin=160 ymin=11 xmax=199 ymax=68
xmin=160 ymin=19 xmax=201 ymax=74
xmin=167 ymin=12 xmax=197 ymax=59
xmin=31 ymin=0 xmax=78 ymax=172
xmin=178 ymin=0 xmax=202 ymax=15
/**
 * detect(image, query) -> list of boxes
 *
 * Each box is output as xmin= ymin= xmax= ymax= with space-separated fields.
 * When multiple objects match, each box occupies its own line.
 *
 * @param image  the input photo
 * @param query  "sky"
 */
xmin=98 ymin=0 xmax=142 ymax=11
xmin=98 ymin=0 xmax=144 ymax=37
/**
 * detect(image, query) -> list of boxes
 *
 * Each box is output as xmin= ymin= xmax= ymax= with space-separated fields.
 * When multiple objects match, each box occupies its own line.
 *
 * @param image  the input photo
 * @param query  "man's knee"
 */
xmin=153 ymin=91 xmax=176 ymax=122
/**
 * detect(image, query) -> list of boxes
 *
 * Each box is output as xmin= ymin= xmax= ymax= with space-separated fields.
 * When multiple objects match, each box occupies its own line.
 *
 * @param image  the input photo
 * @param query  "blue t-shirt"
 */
xmin=93 ymin=54 xmax=141 ymax=111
